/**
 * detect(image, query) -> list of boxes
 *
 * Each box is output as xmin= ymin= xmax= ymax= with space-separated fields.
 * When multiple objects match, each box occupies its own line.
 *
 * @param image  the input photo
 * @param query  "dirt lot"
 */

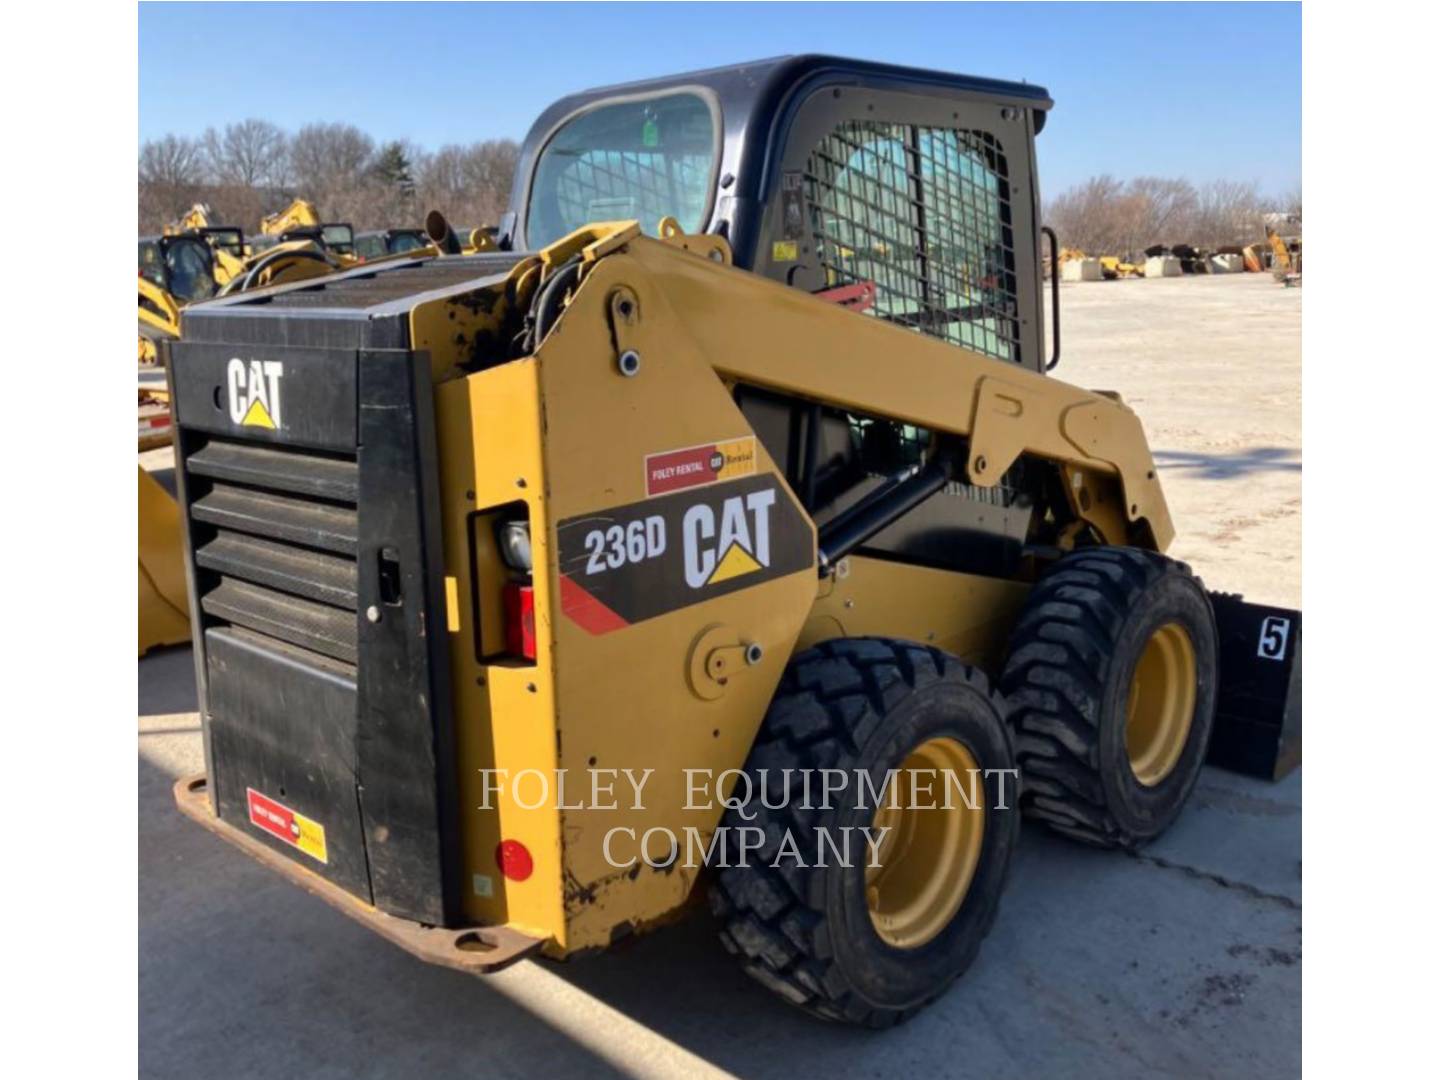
xmin=1056 ymin=273 xmax=1301 ymax=608
xmin=139 ymin=272 xmax=1300 ymax=1078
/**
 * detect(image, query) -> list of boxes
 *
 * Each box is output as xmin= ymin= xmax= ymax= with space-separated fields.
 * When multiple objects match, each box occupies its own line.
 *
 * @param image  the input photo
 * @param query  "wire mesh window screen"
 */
xmin=528 ymin=93 xmax=717 ymax=248
xmin=552 ymin=150 xmax=712 ymax=235
xmin=804 ymin=121 xmax=1020 ymax=363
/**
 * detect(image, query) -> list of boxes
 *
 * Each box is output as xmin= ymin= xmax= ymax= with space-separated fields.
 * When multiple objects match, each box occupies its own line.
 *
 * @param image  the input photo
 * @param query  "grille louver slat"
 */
xmin=192 ymin=484 xmax=357 ymax=555
xmin=201 ymin=578 xmax=358 ymax=664
xmin=186 ymin=436 xmax=360 ymax=667
xmin=196 ymin=531 xmax=358 ymax=610
xmin=188 ymin=440 xmax=358 ymax=502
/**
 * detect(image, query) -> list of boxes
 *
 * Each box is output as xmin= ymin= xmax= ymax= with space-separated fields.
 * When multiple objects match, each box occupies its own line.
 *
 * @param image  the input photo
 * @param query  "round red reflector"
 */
xmin=496 ymin=839 xmax=534 ymax=882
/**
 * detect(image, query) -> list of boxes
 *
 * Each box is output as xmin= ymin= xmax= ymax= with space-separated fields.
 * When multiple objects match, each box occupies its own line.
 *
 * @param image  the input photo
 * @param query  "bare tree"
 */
xmin=139 ymin=134 xmax=206 ymax=186
xmin=1279 ymin=185 xmax=1301 ymax=219
xmin=289 ymin=122 xmax=375 ymax=201
xmin=203 ymin=119 xmax=291 ymax=188
xmin=1046 ymin=175 xmax=1228 ymax=258
xmin=417 ymin=139 xmax=520 ymax=227
xmin=1043 ymin=174 xmax=1128 ymax=254
xmin=1190 ymin=178 xmax=1264 ymax=248
xmin=1116 ymin=177 xmax=1198 ymax=256
xmin=138 ymin=184 xmax=195 ymax=234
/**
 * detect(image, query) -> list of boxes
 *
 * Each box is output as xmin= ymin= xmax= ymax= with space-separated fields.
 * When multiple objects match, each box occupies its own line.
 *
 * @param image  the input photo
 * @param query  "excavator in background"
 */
xmin=139 ymin=230 xmax=343 ymax=364
xmin=137 ymin=205 xmax=497 ymax=652
xmin=140 ymin=199 xmax=483 ymax=369
xmin=254 ymin=197 xmax=358 ymax=259
xmin=139 ymin=232 xmax=223 ymax=366
xmin=163 ymin=203 xmax=247 ymax=259
xmin=139 ymin=204 xmax=352 ymax=653
xmin=1266 ymin=225 xmax=1301 ymax=284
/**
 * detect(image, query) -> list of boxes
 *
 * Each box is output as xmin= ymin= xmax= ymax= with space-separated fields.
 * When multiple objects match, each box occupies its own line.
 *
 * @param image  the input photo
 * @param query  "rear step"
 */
xmin=188 ymin=439 xmax=359 ymax=502
xmin=174 ymin=774 xmax=542 ymax=974
xmin=200 ymin=577 xmax=357 ymax=663
xmin=192 ymin=483 xmax=357 ymax=555
xmin=196 ymin=531 xmax=358 ymax=609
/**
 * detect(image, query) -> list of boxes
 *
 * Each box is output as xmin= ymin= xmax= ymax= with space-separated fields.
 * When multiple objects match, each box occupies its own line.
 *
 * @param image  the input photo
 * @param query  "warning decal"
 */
xmin=246 ymin=787 xmax=329 ymax=864
xmin=557 ymin=473 xmax=813 ymax=632
xmin=645 ymin=436 xmax=756 ymax=496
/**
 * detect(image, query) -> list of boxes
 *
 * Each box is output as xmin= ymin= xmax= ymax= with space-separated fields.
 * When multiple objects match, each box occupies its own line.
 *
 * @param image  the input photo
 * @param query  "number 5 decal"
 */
xmin=1257 ymin=616 xmax=1291 ymax=661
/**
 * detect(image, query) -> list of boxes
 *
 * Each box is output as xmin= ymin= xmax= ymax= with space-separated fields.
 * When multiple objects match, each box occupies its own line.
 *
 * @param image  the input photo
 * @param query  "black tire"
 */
xmin=709 ymin=637 xmax=1019 ymax=1027
xmin=1000 ymin=546 xmax=1218 ymax=848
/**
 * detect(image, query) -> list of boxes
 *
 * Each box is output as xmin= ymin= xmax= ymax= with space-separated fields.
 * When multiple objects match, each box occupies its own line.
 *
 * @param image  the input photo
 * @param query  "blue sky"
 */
xmin=139 ymin=2 xmax=1300 ymax=196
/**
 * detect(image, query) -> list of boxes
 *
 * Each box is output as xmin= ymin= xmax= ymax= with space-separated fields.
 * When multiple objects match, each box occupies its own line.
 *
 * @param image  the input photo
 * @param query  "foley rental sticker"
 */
xmin=645 ymin=436 xmax=756 ymax=496
xmin=246 ymin=787 xmax=328 ymax=864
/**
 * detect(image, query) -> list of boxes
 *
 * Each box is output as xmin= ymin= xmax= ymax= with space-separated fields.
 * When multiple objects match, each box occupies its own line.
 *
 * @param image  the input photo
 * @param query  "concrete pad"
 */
xmin=139 ymin=691 xmax=1299 ymax=1079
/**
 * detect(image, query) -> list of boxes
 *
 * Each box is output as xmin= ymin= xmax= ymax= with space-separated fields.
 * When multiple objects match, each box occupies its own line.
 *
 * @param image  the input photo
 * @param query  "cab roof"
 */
xmin=534 ymin=54 xmax=1053 ymax=123
xmin=503 ymin=54 xmax=1053 ymax=249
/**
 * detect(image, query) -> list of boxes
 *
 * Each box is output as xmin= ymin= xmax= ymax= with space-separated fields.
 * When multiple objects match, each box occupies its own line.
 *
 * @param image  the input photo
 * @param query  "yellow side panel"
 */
xmin=435 ymin=361 xmax=568 ymax=946
xmin=535 ymin=257 xmax=819 ymax=951
xmin=620 ymin=239 xmax=1173 ymax=550
xmin=799 ymin=556 xmax=1031 ymax=673
xmin=138 ymin=466 xmax=191 ymax=656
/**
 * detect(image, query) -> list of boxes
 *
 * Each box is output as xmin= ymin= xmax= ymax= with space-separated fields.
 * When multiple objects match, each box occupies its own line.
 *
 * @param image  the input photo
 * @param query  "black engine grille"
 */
xmin=186 ymin=437 xmax=360 ymax=667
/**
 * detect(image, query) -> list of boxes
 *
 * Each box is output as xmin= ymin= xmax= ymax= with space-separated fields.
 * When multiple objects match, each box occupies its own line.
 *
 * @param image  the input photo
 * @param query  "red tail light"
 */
xmin=503 ymin=582 xmax=536 ymax=660
xmin=496 ymin=839 xmax=533 ymax=881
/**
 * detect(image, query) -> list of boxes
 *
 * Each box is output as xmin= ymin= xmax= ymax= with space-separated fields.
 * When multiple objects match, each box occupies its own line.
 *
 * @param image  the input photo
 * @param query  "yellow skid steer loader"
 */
xmin=165 ymin=56 xmax=1300 ymax=1026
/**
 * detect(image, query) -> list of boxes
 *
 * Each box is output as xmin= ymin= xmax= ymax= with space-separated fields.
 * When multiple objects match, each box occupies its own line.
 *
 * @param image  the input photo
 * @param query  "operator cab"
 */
xmin=252 ymin=221 xmax=356 ymax=257
xmin=139 ymin=233 xmax=218 ymax=304
xmin=197 ymin=226 xmax=245 ymax=259
xmin=503 ymin=54 xmax=1054 ymax=373
xmin=501 ymin=56 xmax=1057 ymax=579
xmin=354 ymin=228 xmax=430 ymax=261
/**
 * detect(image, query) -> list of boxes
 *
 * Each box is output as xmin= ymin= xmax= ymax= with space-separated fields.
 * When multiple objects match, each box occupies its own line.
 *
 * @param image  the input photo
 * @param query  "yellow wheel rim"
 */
xmin=866 ymin=737 xmax=985 ymax=950
xmin=1125 ymin=622 xmax=1198 ymax=786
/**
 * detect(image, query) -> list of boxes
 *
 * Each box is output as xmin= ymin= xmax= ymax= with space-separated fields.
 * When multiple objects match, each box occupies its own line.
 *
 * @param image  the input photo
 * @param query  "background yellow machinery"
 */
xmin=138 ymin=466 xmax=191 ymax=655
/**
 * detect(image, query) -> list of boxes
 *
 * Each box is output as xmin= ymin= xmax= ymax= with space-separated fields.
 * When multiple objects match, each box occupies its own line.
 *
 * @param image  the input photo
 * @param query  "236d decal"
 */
xmin=557 ymin=473 xmax=813 ymax=634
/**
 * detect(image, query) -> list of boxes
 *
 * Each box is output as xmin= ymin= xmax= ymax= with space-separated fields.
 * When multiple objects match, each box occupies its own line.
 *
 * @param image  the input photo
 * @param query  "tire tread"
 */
xmin=1000 ymin=546 xmax=1201 ymax=848
xmin=710 ymin=636 xmax=1008 ymax=1027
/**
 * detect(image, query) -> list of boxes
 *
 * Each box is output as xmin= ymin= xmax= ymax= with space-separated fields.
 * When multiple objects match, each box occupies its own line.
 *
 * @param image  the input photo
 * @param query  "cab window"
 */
xmin=138 ymin=240 xmax=165 ymax=289
xmin=388 ymin=232 xmax=427 ymax=254
xmin=164 ymin=237 xmax=216 ymax=304
xmin=803 ymin=121 xmax=1021 ymax=364
xmin=526 ymin=92 xmax=717 ymax=248
xmin=321 ymin=224 xmax=354 ymax=255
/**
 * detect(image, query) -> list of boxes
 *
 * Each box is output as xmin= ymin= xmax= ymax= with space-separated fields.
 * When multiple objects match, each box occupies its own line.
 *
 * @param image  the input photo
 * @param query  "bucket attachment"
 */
xmin=1205 ymin=593 xmax=1301 ymax=780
